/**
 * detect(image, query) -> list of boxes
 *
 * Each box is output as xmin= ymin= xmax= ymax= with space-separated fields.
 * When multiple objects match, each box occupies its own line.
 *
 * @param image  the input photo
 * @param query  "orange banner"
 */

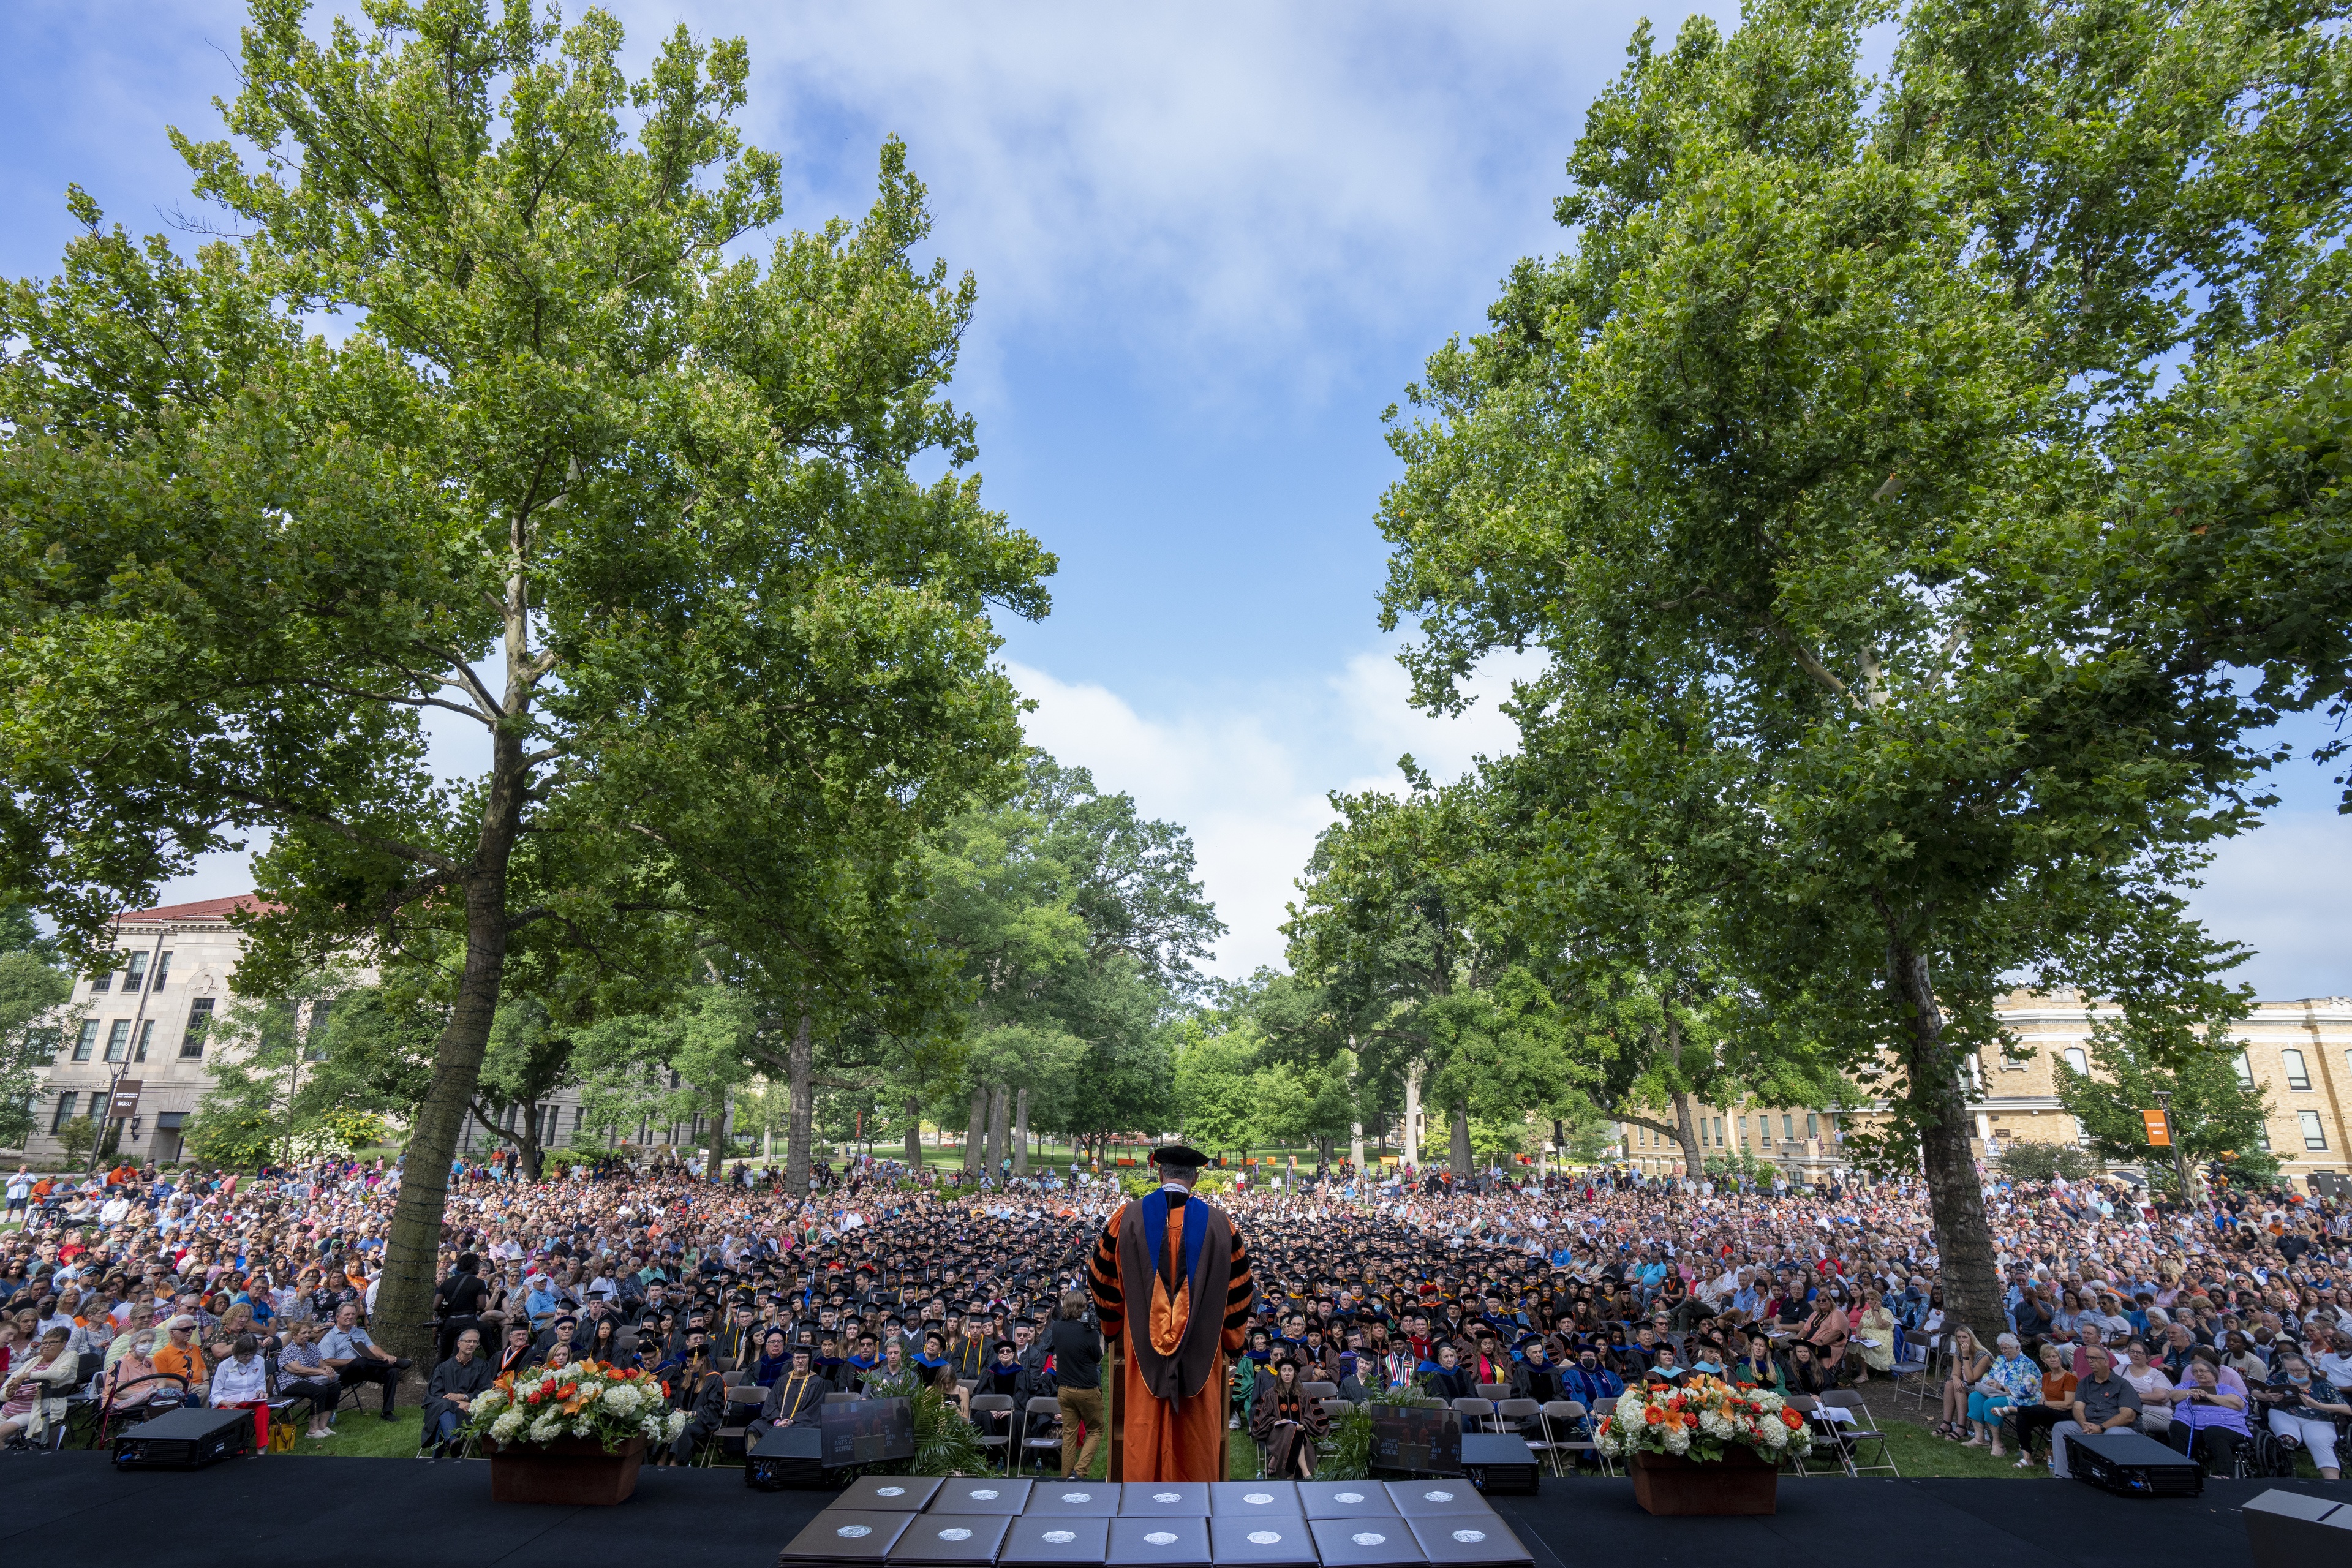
xmin=2142 ymin=1109 xmax=2172 ymax=1146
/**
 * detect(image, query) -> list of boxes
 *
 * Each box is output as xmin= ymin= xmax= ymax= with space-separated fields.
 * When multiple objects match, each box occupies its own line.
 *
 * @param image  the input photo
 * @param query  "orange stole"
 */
xmin=1104 ymin=1201 xmax=1242 ymax=1483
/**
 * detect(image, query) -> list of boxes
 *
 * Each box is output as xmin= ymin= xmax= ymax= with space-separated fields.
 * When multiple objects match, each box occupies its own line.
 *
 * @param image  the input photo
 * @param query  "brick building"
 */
xmin=1615 ymin=990 xmax=2352 ymax=1191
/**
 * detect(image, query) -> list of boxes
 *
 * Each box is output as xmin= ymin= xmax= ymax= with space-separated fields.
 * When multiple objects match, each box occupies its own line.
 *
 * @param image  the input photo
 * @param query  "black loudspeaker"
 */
xmin=1458 ymin=1434 xmax=1540 ymax=1496
xmin=1370 ymin=1405 xmax=1462 ymax=1477
xmin=2061 ymin=1431 xmax=2204 ymax=1498
xmin=746 ymin=1425 xmax=826 ymax=1491
xmin=2244 ymin=1489 xmax=2352 ymax=1567
xmin=110 ymin=1406 xmax=254 ymax=1470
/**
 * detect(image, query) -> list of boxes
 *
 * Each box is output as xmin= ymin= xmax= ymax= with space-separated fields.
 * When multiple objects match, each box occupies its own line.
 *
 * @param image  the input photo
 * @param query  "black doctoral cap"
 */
xmin=1148 ymin=1144 xmax=1210 ymax=1170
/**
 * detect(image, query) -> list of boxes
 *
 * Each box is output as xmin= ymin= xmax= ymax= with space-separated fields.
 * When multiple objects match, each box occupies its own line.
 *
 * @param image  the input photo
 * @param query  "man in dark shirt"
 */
xmin=2050 ymin=1346 xmax=2141 ymax=1478
xmin=1049 ymin=1291 xmax=1104 ymax=1477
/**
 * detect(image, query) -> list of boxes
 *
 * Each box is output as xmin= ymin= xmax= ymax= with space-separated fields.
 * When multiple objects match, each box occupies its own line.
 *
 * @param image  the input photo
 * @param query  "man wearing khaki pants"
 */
xmin=1052 ymin=1291 xmax=1106 ymax=1477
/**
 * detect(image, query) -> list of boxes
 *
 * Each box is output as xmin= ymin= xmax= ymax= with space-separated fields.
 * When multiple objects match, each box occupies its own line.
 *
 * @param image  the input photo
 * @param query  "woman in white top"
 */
xmin=2116 ymin=1338 xmax=2174 ymax=1435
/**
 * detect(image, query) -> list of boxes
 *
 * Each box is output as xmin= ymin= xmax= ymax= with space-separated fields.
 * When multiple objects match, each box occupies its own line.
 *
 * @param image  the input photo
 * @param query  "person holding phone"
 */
xmin=2259 ymin=1351 xmax=2350 ymax=1480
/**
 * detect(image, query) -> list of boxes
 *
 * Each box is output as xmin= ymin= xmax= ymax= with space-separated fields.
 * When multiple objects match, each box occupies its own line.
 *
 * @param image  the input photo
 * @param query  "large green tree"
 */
xmin=1375 ymin=0 xmax=2346 ymax=1338
xmin=0 ymin=908 xmax=78 ymax=1152
xmin=0 ymin=2 xmax=1049 ymax=1357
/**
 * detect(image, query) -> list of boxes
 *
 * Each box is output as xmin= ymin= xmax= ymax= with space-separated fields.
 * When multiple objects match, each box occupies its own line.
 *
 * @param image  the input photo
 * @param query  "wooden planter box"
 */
xmin=1629 ymin=1446 xmax=1779 ymax=1516
xmin=487 ymin=1435 xmax=647 ymax=1505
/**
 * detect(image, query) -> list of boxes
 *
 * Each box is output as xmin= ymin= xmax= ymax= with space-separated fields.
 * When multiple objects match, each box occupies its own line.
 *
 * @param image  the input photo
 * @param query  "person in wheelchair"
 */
xmin=2255 ymin=1351 xmax=2350 ymax=1481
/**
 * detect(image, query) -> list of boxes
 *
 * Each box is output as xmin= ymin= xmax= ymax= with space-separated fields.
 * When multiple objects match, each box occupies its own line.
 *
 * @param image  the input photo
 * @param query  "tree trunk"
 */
xmin=986 ymin=1084 xmax=1009 ymax=1177
xmin=1404 ymin=1066 xmax=1423 ymax=1164
xmin=1349 ymin=1121 xmax=1364 ymax=1170
xmin=374 ymin=873 xmax=511 ymax=1365
xmin=1671 ymin=1091 xmax=1703 ymax=1180
xmin=1449 ymin=1101 xmax=1472 ymax=1177
xmin=1889 ymin=933 xmax=2003 ymax=1345
xmin=710 ymin=1091 xmax=728 ymax=1183
xmin=963 ymin=1083 xmax=987 ymax=1174
xmin=903 ymin=1095 xmax=922 ymax=1171
xmin=785 ymin=1013 xmax=815 ymax=1196
xmin=517 ymin=1099 xmax=543 ymax=1180
xmin=1012 ymin=1088 xmax=1030 ymax=1175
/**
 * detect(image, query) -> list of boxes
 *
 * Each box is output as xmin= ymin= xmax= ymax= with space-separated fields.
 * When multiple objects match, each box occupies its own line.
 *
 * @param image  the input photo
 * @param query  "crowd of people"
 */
xmin=4 ymin=1151 xmax=2349 ymax=1484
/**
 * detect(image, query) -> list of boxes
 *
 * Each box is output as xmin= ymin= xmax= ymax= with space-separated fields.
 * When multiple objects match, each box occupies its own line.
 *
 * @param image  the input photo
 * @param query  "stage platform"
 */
xmin=0 ymin=1455 xmax=2332 ymax=1568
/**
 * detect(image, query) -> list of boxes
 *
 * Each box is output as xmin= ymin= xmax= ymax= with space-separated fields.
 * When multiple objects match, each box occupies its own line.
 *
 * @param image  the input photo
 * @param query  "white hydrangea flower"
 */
xmin=1662 ymin=1427 xmax=1691 ymax=1455
xmin=1698 ymin=1411 xmax=1735 ymax=1438
xmin=491 ymin=1411 xmax=526 ymax=1442
xmin=1752 ymin=1391 xmax=1784 ymax=1414
xmin=603 ymin=1384 xmax=641 ymax=1415
xmin=571 ymin=1420 xmax=595 ymax=1439
xmin=529 ymin=1413 xmax=566 ymax=1442
xmin=665 ymin=1410 xmax=688 ymax=1439
xmin=640 ymin=1415 xmax=667 ymax=1441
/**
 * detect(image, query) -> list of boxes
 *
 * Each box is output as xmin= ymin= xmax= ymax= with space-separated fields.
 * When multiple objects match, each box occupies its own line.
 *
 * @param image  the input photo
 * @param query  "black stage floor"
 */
xmin=0 ymin=1455 xmax=2332 ymax=1568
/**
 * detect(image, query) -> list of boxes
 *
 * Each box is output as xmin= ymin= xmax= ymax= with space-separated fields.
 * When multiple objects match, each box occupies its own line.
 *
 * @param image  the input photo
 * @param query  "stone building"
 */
xmin=11 ymin=895 xmax=720 ymax=1168
xmin=1613 ymin=990 xmax=2352 ymax=1191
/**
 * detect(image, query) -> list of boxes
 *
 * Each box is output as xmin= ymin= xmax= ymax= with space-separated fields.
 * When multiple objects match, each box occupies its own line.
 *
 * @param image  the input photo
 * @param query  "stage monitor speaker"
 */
xmin=1458 ymin=1435 xmax=1539 ymax=1497
xmin=2244 ymin=1488 xmax=2351 ymax=1568
xmin=2061 ymin=1431 xmax=2204 ymax=1498
xmin=1370 ymin=1406 xmax=1461 ymax=1477
xmin=110 ymin=1405 xmax=254 ymax=1471
xmin=747 ymin=1426 xmax=826 ymax=1491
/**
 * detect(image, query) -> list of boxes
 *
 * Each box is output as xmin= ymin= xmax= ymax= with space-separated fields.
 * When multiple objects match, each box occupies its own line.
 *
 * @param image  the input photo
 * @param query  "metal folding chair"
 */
xmin=710 ymin=1383 xmax=766 ymax=1463
xmin=1815 ymin=1390 xmax=1898 ymax=1477
xmin=1779 ymin=1395 xmax=1817 ymax=1477
xmin=969 ymin=1392 xmax=1016 ymax=1474
xmin=1450 ymin=1396 xmax=1496 ymax=1434
xmin=1019 ymin=1394 xmax=1063 ymax=1476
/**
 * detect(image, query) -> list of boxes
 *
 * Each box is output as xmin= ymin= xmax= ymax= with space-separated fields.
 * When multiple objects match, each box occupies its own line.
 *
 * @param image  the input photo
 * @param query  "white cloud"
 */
xmin=1011 ymin=644 xmax=1532 ymax=976
xmin=639 ymin=0 xmax=1729 ymax=401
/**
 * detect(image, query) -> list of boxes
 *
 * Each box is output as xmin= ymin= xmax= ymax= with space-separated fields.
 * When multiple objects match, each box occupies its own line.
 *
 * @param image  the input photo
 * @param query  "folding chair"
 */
xmin=1019 ymin=1394 xmax=1063 ymax=1476
xmin=969 ymin=1392 xmax=1016 ymax=1474
xmin=1494 ymin=1396 xmax=1540 ymax=1449
xmin=1888 ymin=1342 xmax=1932 ymax=1411
xmin=94 ymin=1373 xmax=188 ymax=1447
xmin=1778 ymin=1395 xmax=1817 ymax=1477
xmin=711 ymin=1384 xmax=766 ymax=1463
xmin=1316 ymin=1397 xmax=1353 ymax=1426
xmin=1816 ymin=1391 xmax=1898 ymax=1477
xmin=1476 ymin=1382 xmax=1511 ymax=1403
xmin=824 ymin=1391 xmax=862 ymax=1404
xmin=1300 ymin=1381 xmax=1339 ymax=1402
xmin=1541 ymin=1400 xmax=1599 ymax=1476
xmin=1451 ymin=1396 xmax=1496 ymax=1434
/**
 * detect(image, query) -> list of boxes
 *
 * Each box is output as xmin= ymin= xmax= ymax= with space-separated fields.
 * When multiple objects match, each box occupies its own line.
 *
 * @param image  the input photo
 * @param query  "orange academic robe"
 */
xmin=1088 ymin=1196 xmax=1254 ymax=1482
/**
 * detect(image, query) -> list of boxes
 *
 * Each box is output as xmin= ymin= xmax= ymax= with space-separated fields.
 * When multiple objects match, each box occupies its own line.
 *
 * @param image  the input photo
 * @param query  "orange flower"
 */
xmin=1781 ymin=1409 xmax=1804 ymax=1429
xmin=1645 ymin=1406 xmax=1667 ymax=1425
xmin=1681 ymin=1412 xmax=1698 ymax=1428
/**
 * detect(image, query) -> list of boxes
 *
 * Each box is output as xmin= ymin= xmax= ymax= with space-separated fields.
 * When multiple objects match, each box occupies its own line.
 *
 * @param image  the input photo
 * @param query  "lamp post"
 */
xmin=2152 ymin=1089 xmax=2193 ymax=1203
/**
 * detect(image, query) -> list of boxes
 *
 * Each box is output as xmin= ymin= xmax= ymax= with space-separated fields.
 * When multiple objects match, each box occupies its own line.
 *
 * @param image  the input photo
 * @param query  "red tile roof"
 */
xmin=116 ymin=895 xmax=281 ymax=923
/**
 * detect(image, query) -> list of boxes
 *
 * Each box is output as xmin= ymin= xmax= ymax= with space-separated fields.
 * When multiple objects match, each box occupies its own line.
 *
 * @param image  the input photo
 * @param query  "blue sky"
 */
xmin=6 ymin=0 xmax=2346 ymax=993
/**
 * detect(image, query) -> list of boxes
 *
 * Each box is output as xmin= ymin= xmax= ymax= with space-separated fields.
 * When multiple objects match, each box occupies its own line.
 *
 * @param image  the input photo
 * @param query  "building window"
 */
xmin=49 ymin=1092 xmax=78 ymax=1133
xmin=2257 ymin=1121 xmax=2273 ymax=1153
xmin=181 ymin=998 xmax=214 ymax=1058
xmin=1806 ymin=1112 xmax=1820 ymax=1139
xmin=2234 ymin=1052 xmax=2256 ymax=1090
xmin=2062 ymin=1047 xmax=2088 ymax=1076
xmin=1738 ymin=1116 xmax=1748 ymax=1145
xmin=121 ymin=952 xmax=149 ymax=992
xmin=104 ymin=1020 xmax=132 ymax=1063
xmin=132 ymin=1020 xmax=153 ymax=1063
xmin=71 ymin=1020 xmax=97 ymax=1061
xmin=2299 ymin=1110 xmax=2328 ymax=1151
xmin=149 ymin=951 xmax=172 ymax=990
xmin=2282 ymin=1049 xmax=2312 ymax=1091
xmin=1782 ymin=1114 xmax=1795 ymax=1141
xmin=571 ymin=1106 xmax=584 ymax=1134
xmin=89 ymin=967 xmax=111 ymax=994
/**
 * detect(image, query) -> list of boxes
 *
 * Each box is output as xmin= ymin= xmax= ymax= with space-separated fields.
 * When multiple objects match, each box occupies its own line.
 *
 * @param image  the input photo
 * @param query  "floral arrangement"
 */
xmin=462 ymin=1359 xmax=689 ymax=1453
xmin=1592 ymin=1374 xmax=1810 ymax=1463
